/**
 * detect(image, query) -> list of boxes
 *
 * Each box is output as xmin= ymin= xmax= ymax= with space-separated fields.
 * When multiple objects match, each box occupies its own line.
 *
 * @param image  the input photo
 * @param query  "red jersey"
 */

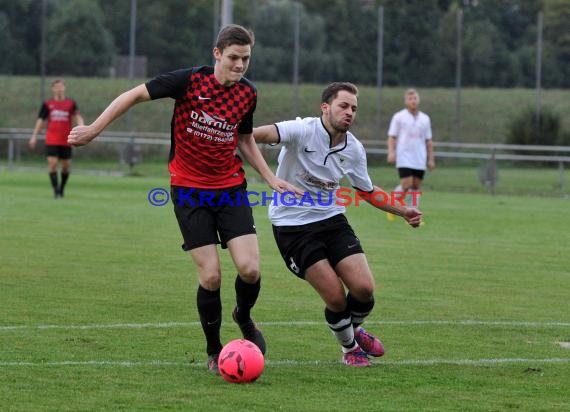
xmin=38 ymin=98 xmax=79 ymax=146
xmin=145 ymin=66 xmax=257 ymax=189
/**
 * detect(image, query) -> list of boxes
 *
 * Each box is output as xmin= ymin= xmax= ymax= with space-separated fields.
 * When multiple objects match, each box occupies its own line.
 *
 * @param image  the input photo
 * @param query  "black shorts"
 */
xmin=398 ymin=167 xmax=425 ymax=180
xmin=46 ymin=145 xmax=72 ymax=159
xmin=272 ymin=214 xmax=364 ymax=279
xmin=171 ymin=182 xmax=256 ymax=251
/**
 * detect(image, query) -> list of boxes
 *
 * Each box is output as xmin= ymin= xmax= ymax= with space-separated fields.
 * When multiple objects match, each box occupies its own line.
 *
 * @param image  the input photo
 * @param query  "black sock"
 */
xmin=49 ymin=172 xmax=58 ymax=191
xmin=347 ymin=293 xmax=375 ymax=328
xmin=60 ymin=171 xmax=70 ymax=195
xmin=196 ymin=285 xmax=223 ymax=356
xmin=234 ymin=275 xmax=260 ymax=323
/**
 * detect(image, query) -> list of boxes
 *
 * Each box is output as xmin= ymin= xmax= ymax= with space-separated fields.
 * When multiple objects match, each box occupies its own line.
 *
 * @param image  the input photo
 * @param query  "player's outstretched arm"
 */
xmin=387 ymin=136 xmax=397 ymax=164
xmin=74 ymin=112 xmax=85 ymax=127
xmin=252 ymin=125 xmax=279 ymax=144
xmin=366 ymin=184 xmax=423 ymax=228
xmin=68 ymin=84 xmax=151 ymax=147
xmin=29 ymin=118 xmax=44 ymax=150
xmin=238 ymin=133 xmax=302 ymax=195
xmin=427 ymin=139 xmax=436 ymax=171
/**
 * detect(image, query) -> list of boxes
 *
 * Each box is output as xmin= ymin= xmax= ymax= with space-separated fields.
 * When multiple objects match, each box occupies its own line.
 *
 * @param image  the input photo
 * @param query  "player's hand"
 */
xmin=28 ymin=137 xmax=36 ymax=150
xmin=428 ymin=159 xmax=436 ymax=171
xmin=387 ymin=152 xmax=396 ymax=164
xmin=402 ymin=207 xmax=423 ymax=228
xmin=68 ymin=125 xmax=98 ymax=147
xmin=267 ymin=176 xmax=304 ymax=197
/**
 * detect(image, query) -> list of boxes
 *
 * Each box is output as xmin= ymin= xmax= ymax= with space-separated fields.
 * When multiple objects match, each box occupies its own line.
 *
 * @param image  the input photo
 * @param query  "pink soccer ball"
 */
xmin=218 ymin=339 xmax=265 ymax=383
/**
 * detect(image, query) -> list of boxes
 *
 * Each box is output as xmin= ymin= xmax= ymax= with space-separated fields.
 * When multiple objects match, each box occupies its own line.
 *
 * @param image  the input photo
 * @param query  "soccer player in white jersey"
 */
xmin=253 ymin=82 xmax=423 ymax=367
xmin=386 ymin=89 xmax=435 ymax=220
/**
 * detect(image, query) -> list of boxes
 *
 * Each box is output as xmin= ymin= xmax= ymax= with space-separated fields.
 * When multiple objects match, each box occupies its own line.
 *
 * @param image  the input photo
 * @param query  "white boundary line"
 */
xmin=1 ymin=319 xmax=569 ymax=332
xmin=0 ymin=358 xmax=568 ymax=368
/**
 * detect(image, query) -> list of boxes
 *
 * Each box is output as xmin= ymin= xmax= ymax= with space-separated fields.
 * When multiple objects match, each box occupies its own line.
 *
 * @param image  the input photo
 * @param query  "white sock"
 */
xmin=407 ymin=191 xmax=421 ymax=207
xmin=326 ymin=311 xmax=358 ymax=353
xmin=391 ymin=185 xmax=404 ymax=210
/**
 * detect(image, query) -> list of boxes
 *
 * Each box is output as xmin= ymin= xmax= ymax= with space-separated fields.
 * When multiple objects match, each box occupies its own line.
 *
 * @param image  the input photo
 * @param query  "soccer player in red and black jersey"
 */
xmin=29 ymin=79 xmax=84 ymax=198
xmin=68 ymin=25 xmax=301 ymax=374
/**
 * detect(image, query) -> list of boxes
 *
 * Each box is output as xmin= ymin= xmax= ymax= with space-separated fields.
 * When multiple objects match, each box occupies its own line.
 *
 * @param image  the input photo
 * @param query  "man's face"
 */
xmin=52 ymin=82 xmax=65 ymax=97
xmin=405 ymin=93 xmax=419 ymax=111
xmin=213 ymin=44 xmax=251 ymax=86
xmin=322 ymin=90 xmax=358 ymax=133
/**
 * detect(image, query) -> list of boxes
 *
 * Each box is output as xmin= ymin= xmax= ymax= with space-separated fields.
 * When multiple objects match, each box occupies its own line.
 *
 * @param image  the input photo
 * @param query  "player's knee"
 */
xmin=350 ymin=284 xmax=375 ymax=302
xmin=198 ymin=269 xmax=222 ymax=290
xmin=236 ymin=264 xmax=260 ymax=283
xmin=200 ymin=274 xmax=221 ymax=290
xmin=324 ymin=294 xmax=347 ymax=313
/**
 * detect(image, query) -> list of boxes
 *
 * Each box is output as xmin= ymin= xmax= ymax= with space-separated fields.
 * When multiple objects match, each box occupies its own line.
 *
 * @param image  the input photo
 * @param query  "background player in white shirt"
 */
xmin=254 ymin=82 xmax=422 ymax=367
xmin=387 ymin=89 xmax=435 ymax=219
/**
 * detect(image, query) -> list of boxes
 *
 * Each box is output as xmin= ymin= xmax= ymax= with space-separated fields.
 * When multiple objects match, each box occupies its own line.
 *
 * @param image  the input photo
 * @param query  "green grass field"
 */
xmin=2 ymin=75 xmax=570 ymax=142
xmin=4 ymin=159 xmax=569 ymax=199
xmin=1 ymin=169 xmax=569 ymax=411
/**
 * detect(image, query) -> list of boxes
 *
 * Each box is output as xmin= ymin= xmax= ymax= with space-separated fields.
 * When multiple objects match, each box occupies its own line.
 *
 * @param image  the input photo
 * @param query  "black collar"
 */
xmin=320 ymin=118 xmax=348 ymax=165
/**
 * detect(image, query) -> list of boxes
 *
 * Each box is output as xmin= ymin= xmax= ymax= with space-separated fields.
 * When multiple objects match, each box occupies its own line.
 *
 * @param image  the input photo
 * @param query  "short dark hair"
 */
xmin=51 ymin=78 xmax=64 ymax=86
xmin=321 ymin=82 xmax=359 ymax=104
xmin=215 ymin=24 xmax=255 ymax=51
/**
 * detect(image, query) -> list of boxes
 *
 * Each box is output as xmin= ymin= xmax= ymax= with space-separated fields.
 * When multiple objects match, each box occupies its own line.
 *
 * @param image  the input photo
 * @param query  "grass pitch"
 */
xmin=0 ymin=170 xmax=569 ymax=411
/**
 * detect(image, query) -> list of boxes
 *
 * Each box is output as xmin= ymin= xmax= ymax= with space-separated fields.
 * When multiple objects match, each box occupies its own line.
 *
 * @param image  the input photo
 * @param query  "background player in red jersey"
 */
xmin=29 ymin=79 xmax=84 ymax=198
xmin=67 ymin=25 xmax=300 ymax=374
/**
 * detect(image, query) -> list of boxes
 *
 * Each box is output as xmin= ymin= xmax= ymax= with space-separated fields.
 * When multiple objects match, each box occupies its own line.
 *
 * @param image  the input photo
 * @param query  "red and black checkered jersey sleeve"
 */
xmin=145 ymin=68 xmax=193 ymax=100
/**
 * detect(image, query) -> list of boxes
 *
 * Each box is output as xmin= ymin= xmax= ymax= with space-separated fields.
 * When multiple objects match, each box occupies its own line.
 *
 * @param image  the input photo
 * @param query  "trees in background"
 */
xmin=248 ymin=0 xmax=334 ymax=82
xmin=543 ymin=0 xmax=570 ymax=87
xmin=47 ymin=0 xmax=114 ymax=76
xmin=1 ymin=0 xmax=568 ymax=88
xmin=0 ymin=0 xmax=40 ymax=75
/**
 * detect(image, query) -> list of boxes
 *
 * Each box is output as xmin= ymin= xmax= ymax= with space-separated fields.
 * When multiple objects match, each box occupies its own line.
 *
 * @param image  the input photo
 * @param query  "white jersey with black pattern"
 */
xmin=268 ymin=116 xmax=373 ymax=226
